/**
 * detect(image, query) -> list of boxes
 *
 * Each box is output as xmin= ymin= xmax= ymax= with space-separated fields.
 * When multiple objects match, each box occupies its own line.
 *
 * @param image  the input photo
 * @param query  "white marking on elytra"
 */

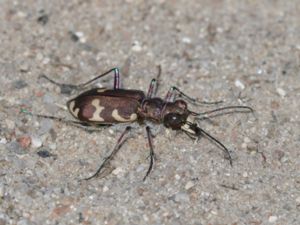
xmin=112 ymin=109 xmax=137 ymax=122
xmin=69 ymin=101 xmax=79 ymax=118
xmin=89 ymin=99 xmax=105 ymax=121
xmin=97 ymin=88 xmax=107 ymax=93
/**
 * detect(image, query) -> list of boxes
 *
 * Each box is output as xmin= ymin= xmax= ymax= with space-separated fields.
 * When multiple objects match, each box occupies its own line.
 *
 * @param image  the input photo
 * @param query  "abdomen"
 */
xmin=67 ymin=92 xmax=141 ymax=124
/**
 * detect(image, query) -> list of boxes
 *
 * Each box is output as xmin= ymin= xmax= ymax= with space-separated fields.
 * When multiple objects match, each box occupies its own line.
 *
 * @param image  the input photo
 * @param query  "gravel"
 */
xmin=0 ymin=0 xmax=299 ymax=224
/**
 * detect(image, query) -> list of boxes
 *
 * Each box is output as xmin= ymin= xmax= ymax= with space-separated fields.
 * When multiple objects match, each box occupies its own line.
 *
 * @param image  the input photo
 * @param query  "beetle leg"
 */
xmin=146 ymin=65 xmax=162 ymax=98
xmin=164 ymin=86 xmax=176 ymax=102
xmin=79 ymin=68 xmax=121 ymax=90
xmin=39 ymin=68 xmax=121 ymax=94
xmin=195 ymin=126 xmax=233 ymax=166
xmin=189 ymin=105 xmax=254 ymax=120
xmin=153 ymin=65 xmax=162 ymax=96
xmin=21 ymin=109 xmax=110 ymax=131
xmin=143 ymin=126 xmax=155 ymax=181
xmin=83 ymin=126 xmax=131 ymax=180
xmin=22 ymin=109 xmax=86 ymax=126
xmin=164 ymin=86 xmax=223 ymax=105
xmin=146 ymin=79 xmax=158 ymax=98
xmin=39 ymin=74 xmax=80 ymax=95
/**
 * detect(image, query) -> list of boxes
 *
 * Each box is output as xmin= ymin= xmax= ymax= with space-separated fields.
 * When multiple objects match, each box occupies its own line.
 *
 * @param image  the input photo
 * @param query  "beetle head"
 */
xmin=163 ymin=112 xmax=187 ymax=129
xmin=161 ymin=99 xmax=189 ymax=129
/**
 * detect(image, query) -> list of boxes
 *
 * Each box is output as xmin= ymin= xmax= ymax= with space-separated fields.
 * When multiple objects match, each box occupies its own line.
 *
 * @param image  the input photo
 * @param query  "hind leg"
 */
xmin=39 ymin=68 xmax=121 ymax=94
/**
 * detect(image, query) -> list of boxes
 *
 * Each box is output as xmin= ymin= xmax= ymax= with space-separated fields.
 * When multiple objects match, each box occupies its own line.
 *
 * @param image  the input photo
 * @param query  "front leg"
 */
xmin=143 ymin=126 xmax=156 ymax=181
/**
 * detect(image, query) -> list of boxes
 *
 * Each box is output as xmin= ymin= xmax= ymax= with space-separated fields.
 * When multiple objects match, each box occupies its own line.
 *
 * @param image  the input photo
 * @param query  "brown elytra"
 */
xmin=67 ymin=88 xmax=145 ymax=124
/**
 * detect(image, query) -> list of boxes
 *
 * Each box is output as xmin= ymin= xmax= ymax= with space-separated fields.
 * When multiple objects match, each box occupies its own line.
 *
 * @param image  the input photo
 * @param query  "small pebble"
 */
xmin=295 ymin=196 xmax=300 ymax=203
xmin=257 ymin=68 xmax=263 ymax=74
xmin=31 ymin=136 xmax=43 ymax=148
xmin=280 ymin=156 xmax=289 ymax=163
xmin=242 ymin=171 xmax=248 ymax=177
xmin=69 ymin=31 xmax=79 ymax=42
xmin=74 ymin=31 xmax=86 ymax=43
xmin=132 ymin=41 xmax=142 ymax=52
xmin=43 ymin=57 xmax=50 ymax=64
xmin=102 ymin=186 xmax=109 ymax=192
xmin=268 ymin=215 xmax=278 ymax=223
xmin=112 ymin=167 xmax=123 ymax=176
xmin=0 ymin=137 xmax=7 ymax=144
xmin=175 ymin=174 xmax=181 ymax=180
xmin=37 ymin=14 xmax=49 ymax=25
xmin=136 ymin=164 xmax=145 ymax=173
xmin=244 ymin=137 xmax=251 ymax=143
xmin=17 ymin=136 xmax=31 ymax=148
xmin=210 ymin=210 xmax=218 ymax=215
xmin=247 ymin=143 xmax=258 ymax=153
xmin=17 ymin=11 xmax=27 ymax=18
xmin=242 ymin=137 xmax=254 ymax=149
xmin=19 ymin=63 xmax=30 ymax=72
xmin=75 ymin=31 xmax=84 ymax=38
xmin=276 ymin=88 xmax=286 ymax=97
xmin=185 ymin=181 xmax=195 ymax=190
xmin=182 ymin=37 xmax=192 ymax=44
xmin=37 ymin=149 xmax=51 ymax=158
xmin=235 ymin=79 xmax=245 ymax=90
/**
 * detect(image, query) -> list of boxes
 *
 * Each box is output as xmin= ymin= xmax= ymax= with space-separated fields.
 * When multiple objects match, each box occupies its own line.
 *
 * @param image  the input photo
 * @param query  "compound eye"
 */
xmin=163 ymin=113 xmax=185 ymax=130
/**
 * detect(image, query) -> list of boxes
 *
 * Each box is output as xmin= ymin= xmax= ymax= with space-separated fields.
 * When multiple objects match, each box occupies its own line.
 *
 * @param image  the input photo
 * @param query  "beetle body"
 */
xmin=67 ymin=87 xmax=193 ymax=133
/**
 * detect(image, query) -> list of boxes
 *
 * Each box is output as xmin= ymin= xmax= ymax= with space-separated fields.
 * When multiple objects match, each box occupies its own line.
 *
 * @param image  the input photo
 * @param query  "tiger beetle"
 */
xmin=23 ymin=66 xmax=253 ymax=181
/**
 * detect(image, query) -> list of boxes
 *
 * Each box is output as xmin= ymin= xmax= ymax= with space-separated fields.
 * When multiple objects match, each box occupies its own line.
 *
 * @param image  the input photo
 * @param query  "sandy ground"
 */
xmin=0 ymin=0 xmax=299 ymax=224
